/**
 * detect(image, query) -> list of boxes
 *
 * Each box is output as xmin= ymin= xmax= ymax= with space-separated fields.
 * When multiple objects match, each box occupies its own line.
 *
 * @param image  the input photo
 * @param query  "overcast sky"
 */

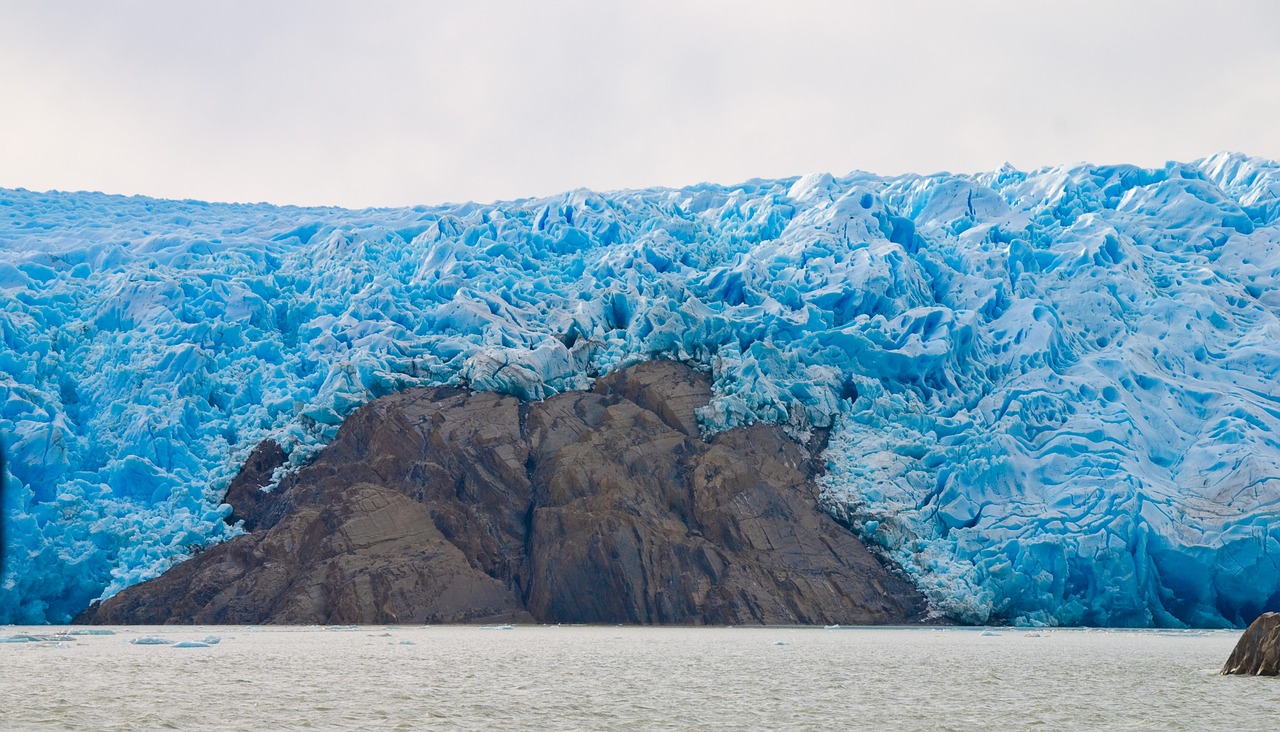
xmin=2 ymin=1 xmax=1278 ymax=208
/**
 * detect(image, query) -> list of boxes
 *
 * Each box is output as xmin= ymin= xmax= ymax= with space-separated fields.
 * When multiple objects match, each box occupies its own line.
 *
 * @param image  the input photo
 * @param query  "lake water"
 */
xmin=1 ymin=625 xmax=1275 ymax=730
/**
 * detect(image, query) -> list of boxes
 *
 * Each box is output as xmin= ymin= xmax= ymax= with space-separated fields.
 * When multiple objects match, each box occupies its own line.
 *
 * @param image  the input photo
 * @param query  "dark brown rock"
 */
xmin=222 ymin=439 xmax=287 ymax=532
xmin=77 ymin=360 xmax=929 ymax=626
xmin=593 ymin=359 xmax=712 ymax=436
xmin=81 ymin=483 xmax=530 ymax=625
xmin=1222 ymin=612 xmax=1280 ymax=676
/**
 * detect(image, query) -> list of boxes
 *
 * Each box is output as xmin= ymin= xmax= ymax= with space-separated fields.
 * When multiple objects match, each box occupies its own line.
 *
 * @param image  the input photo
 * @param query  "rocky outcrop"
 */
xmin=220 ymin=438 xmax=287 ymax=532
xmin=77 ymin=361 xmax=928 ymax=625
xmin=1222 ymin=612 xmax=1280 ymax=676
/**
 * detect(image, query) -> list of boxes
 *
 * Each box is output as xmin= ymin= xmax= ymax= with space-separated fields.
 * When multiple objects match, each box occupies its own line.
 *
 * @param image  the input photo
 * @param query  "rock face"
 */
xmin=1222 ymin=613 xmax=1280 ymax=676
xmin=77 ymin=361 xmax=928 ymax=625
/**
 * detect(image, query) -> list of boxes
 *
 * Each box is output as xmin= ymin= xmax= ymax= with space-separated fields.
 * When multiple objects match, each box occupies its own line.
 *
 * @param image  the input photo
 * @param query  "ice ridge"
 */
xmin=1 ymin=152 xmax=1278 ymax=626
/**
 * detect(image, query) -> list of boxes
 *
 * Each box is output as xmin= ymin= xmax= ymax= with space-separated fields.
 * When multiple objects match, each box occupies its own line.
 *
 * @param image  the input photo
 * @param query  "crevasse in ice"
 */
xmin=2 ymin=152 xmax=1278 ymax=626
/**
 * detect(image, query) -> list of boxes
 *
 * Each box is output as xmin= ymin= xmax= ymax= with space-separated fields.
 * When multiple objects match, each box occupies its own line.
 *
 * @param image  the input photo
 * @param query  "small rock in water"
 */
xmin=1222 ymin=612 xmax=1280 ymax=676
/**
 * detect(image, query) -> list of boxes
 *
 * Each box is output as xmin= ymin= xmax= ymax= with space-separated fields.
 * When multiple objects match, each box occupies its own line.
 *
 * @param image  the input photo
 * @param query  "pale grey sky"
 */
xmin=2 ymin=0 xmax=1277 ymax=207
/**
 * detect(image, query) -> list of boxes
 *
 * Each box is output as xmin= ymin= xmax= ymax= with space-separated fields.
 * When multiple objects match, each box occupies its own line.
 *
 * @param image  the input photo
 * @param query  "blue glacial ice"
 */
xmin=2 ymin=152 xmax=1278 ymax=626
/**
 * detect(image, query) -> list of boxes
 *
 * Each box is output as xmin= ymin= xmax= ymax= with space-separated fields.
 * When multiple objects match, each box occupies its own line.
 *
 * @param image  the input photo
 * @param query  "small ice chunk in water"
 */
xmin=130 ymin=636 xmax=175 ymax=645
xmin=172 ymin=641 xmax=211 ymax=648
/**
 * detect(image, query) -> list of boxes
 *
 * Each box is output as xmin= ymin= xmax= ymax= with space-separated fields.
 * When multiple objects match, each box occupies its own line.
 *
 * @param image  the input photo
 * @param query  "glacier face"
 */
xmin=2 ymin=153 xmax=1279 ymax=626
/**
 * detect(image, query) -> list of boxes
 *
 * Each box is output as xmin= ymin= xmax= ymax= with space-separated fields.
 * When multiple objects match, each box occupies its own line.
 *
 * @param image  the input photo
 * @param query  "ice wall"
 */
xmin=2 ymin=153 xmax=1278 ymax=625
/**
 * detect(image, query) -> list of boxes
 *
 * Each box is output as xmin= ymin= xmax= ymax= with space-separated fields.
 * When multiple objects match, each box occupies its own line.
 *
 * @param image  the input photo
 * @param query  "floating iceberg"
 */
xmin=2 ymin=153 xmax=1278 ymax=627
xmin=172 ymin=640 xmax=210 ymax=648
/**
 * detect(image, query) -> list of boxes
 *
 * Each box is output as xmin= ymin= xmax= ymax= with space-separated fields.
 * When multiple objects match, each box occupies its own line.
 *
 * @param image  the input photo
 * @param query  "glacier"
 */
xmin=2 ymin=153 xmax=1279 ymax=626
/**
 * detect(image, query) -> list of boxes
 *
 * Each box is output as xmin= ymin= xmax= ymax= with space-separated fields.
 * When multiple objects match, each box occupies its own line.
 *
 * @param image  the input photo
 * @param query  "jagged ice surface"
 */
xmin=2 ymin=153 xmax=1278 ymax=626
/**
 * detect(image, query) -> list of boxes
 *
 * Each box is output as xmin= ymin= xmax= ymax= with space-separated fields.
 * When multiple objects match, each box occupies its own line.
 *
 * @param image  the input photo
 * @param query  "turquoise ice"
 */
xmin=2 ymin=153 xmax=1278 ymax=625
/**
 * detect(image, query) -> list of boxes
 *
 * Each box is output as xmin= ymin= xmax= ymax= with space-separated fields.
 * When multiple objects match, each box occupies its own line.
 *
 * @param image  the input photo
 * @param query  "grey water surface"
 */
xmin=1 ymin=625 xmax=1274 ymax=730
